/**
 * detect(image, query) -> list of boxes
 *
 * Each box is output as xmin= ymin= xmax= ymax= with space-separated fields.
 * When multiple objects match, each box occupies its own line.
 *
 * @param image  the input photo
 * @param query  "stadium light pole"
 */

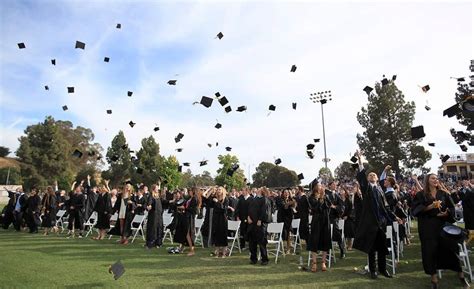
xmin=309 ymin=91 xmax=333 ymax=169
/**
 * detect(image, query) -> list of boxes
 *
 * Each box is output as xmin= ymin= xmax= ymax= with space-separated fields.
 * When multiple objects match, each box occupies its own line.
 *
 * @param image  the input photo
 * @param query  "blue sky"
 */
xmin=0 ymin=0 xmax=472 ymax=182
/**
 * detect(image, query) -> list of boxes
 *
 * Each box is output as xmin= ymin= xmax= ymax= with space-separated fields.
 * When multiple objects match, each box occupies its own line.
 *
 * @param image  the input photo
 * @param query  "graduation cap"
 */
xmin=425 ymin=105 xmax=431 ymax=111
xmin=178 ymin=165 xmax=183 ymax=173
xmin=307 ymin=151 xmax=315 ymax=159
xmin=199 ymin=96 xmax=213 ymax=108
xmin=227 ymin=164 xmax=239 ymax=176
xmin=452 ymin=77 xmax=466 ymax=82
xmin=106 ymin=109 xmax=112 ymax=114
xmin=111 ymin=155 xmax=119 ymax=162
xmin=421 ymin=85 xmax=430 ymax=92
xmin=72 ymin=149 xmax=83 ymax=158
xmin=428 ymin=143 xmax=435 ymax=147
xmin=216 ymin=142 xmax=219 ymax=147
xmin=441 ymin=155 xmax=450 ymax=163
xmin=237 ymin=106 xmax=247 ymax=112
xmin=443 ymin=103 xmax=462 ymax=118
xmin=104 ymin=57 xmax=110 ymax=62
xmin=225 ymin=146 xmax=232 ymax=152
xmin=224 ymin=106 xmax=232 ymax=113
xmin=215 ymin=92 xmax=221 ymax=97
xmin=457 ymin=131 xmax=469 ymax=142
xmin=109 ymin=261 xmax=125 ymax=280
xmin=153 ymin=126 xmax=160 ymax=132
xmin=307 ymin=144 xmax=315 ymax=150
xmin=215 ymin=122 xmax=222 ymax=129
xmin=75 ymin=41 xmax=85 ymax=49
xmin=17 ymin=43 xmax=26 ymax=49
xmin=351 ymin=163 xmax=359 ymax=170
xmin=183 ymin=162 xmax=190 ymax=167
xmin=216 ymin=32 xmax=224 ymax=39
xmin=314 ymin=139 xmax=320 ymax=143
xmin=176 ymin=148 xmax=183 ymax=152
xmin=116 ymin=23 xmax=121 ymax=29
xmin=207 ymin=143 xmax=212 ymax=148
xmin=121 ymin=144 xmax=128 ymax=150
xmin=392 ymin=75 xmax=397 ymax=81
xmin=175 ymin=133 xmax=184 ymax=143
xmin=45 ymin=85 xmax=49 ymax=90
xmin=129 ymin=121 xmax=136 ymax=128
xmin=218 ymin=97 xmax=229 ymax=106
xmin=290 ymin=65 xmax=297 ymax=72
xmin=292 ymin=103 xmax=297 ymax=110
xmin=363 ymin=86 xmax=373 ymax=95
xmin=298 ymin=173 xmax=304 ymax=180
xmin=274 ymin=158 xmax=282 ymax=165
xmin=67 ymin=87 xmax=74 ymax=93
xmin=199 ymin=160 xmax=208 ymax=166
xmin=269 ymin=105 xmax=276 ymax=111
xmin=350 ymin=156 xmax=358 ymax=163
xmin=411 ymin=125 xmax=425 ymax=140
xmin=62 ymin=105 xmax=68 ymax=111
xmin=127 ymin=91 xmax=133 ymax=97
xmin=381 ymin=78 xmax=389 ymax=86
xmin=51 ymin=59 xmax=56 ymax=65
xmin=167 ymin=80 xmax=177 ymax=85
xmin=460 ymin=145 xmax=468 ymax=152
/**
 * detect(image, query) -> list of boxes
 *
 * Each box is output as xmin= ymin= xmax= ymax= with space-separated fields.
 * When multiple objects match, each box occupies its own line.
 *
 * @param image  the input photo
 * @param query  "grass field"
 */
xmin=0 ymin=212 xmax=472 ymax=289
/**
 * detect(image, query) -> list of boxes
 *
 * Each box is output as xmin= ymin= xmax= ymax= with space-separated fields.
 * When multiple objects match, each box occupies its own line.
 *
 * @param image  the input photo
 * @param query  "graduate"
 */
xmin=295 ymin=186 xmax=310 ymax=243
xmin=173 ymin=187 xmax=198 ymax=256
xmin=145 ymin=183 xmax=164 ymax=249
xmin=13 ymin=187 xmax=27 ymax=231
xmin=353 ymin=151 xmax=399 ymax=279
xmin=25 ymin=188 xmax=41 ymax=234
xmin=1 ymin=187 xmax=18 ymax=229
xmin=340 ymin=187 xmax=355 ymax=251
xmin=92 ymin=180 xmax=112 ymax=240
xmin=325 ymin=181 xmax=345 ymax=258
xmin=201 ymin=187 xmax=216 ymax=248
xmin=83 ymin=175 xmax=99 ymax=223
xmin=211 ymin=187 xmax=229 ymax=257
xmin=67 ymin=181 xmax=86 ymax=238
xmin=41 ymin=186 xmax=57 ymax=235
xmin=247 ymin=187 xmax=272 ymax=265
xmin=235 ymin=187 xmax=253 ymax=249
xmin=133 ymin=187 xmax=147 ymax=215
xmin=307 ymin=183 xmax=331 ymax=272
xmin=110 ymin=183 xmax=135 ymax=245
xmin=411 ymin=174 xmax=469 ymax=288
xmin=276 ymin=188 xmax=296 ymax=254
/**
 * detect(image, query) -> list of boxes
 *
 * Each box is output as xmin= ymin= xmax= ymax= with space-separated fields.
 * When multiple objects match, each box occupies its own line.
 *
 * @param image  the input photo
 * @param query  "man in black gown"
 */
xmin=235 ymin=188 xmax=253 ymax=249
xmin=247 ymin=188 xmax=271 ymax=265
xmin=353 ymin=151 xmax=398 ymax=279
xmin=325 ymin=181 xmax=345 ymax=258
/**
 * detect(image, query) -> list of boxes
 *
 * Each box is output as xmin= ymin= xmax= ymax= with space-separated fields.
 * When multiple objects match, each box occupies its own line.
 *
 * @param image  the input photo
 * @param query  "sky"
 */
xmin=0 ymin=0 xmax=472 ymax=183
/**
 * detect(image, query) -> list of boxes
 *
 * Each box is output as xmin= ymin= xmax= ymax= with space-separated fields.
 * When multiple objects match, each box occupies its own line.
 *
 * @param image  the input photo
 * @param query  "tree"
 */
xmin=103 ymin=131 xmax=132 ymax=187
xmin=266 ymin=166 xmax=300 ymax=188
xmin=0 ymin=168 xmax=22 ymax=185
xmin=215 ymin=154 xmax=246 ymax=190
xmin=448 ymin=73 xmax=474 ymax=145
xmin=252 ymin=162 xmax=275 ymax=187
xmin=0 ymin=146 xmax=11 ymax=157
xmin=334 ymin=161 xmax=356 ymax=181
xmin=133 ymin=136 xmax=162 ymax=186
xmin=160 ymin=155 xmax=182 ymax=190
xmin=356 ymin=81 xmax=431 ymax=175
xmin=191 ymin=171 xmax=215 ymax=187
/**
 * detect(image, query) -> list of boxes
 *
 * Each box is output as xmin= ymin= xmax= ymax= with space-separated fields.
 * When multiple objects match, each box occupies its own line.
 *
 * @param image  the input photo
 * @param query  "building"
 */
xmin=440 ymin=153 xmax=474 ymax=180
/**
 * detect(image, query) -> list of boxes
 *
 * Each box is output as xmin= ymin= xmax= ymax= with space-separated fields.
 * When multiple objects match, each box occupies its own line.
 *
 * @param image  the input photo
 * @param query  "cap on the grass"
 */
xmin=109 ymin=260 xmax=125 ymax=280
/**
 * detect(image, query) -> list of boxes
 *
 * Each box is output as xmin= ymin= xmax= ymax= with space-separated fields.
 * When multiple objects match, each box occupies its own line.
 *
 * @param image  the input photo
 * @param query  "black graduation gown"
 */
xmin=212 ymin=197 xmax=229 ymax=247
xmin=296 ymin=194 xmax=310 ymax=241
xmin=41 ymin=194 xmax=57 ymax=228
xmin=412 ymin=190 xmax=462 ymax=275
xmin=133 ymin=195 xmax=147 ymax=215
xmin=460 ymin=187 xmax=474 ymax=230
xmin=26 ymin=194 xmax=41 ymax=231
xmin=307 ymin=195 xmax=331 ymax=252
xmin=227 ymin=196 xmax=238 ymax=220
xmin=109 ymin=196 xmax=135 ymax=237
xmin=353 ymin=169 xmax=396 ymax=254
xmin=325 ymin=190 xmax=344 ymax=242
xmin=342 ymin=197 xmax=355 ymax=238
xmin=146 ymin=196 xmax=164 ymax=247
xmin=276 ymin=196 xmax=294 ymax=240
xmin=354 ymin=193 xmax=363 ymax=228
xmin=235 ymin=195 xmax=254 ymax=241
xmin=68 ymin=193 xmax=86 ymax=230
xmin=1 ymin=191 xmax=16 ymax=229
xmin=84 ymin=186 xmax=98 ymax=222
xmin=94 ymin=193 xmax=112 ymax=229
xmin=173 ymin=197 xmax=198 ymax=246
xmin=201 ymin=196 xmax=213 ymax=241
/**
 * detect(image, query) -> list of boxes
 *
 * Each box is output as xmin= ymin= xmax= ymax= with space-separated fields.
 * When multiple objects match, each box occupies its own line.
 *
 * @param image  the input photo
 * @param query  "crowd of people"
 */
xmin=0 ymin=152 xmax=473 ymax=288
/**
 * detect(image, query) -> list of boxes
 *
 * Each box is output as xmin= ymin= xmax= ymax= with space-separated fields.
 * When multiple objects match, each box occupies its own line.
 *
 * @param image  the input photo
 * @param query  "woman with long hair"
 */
xmin=174 ymin=187 xmax=198 ymax=256
xmin=145 ymin=183 xmax=164 ymax=249
xmin=412 ymin=173 xmax=469 ymax=289
xmin=41 ymin=186 xmax=57 ymax=235
xmin=110 ymin=183 xmax=136 ymax=245
xmin=276 ymin=188 xmax=296 ymax=254
xmin=307 ymin=182 xmax=331 ymax=272
xmin=93 ymin=180 xmax=112 ymax=240
xmin=340 ymin=187 xmax=355 ymax=251
xmin=212 ymin=187 xmax=229 ymax=257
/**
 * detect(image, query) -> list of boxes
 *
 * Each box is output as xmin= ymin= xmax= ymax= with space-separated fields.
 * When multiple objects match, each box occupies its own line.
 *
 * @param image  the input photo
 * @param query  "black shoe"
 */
xmin=261 ymin=261 xmax=269 ymax=266
xmin=379 ymin=270 xmax=393 ymax=278
xmin=250 ymin=260 xmax=257 ymax=265
xmin=370 ymin=272 xmax=378 ymax=279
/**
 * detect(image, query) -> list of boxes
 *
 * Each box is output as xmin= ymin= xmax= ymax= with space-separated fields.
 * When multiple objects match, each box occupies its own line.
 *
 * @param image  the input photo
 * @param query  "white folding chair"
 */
xmin=267 ymin=222 xmax=285 ymax=264
xmin=291 ymin=219 xmax=302 ymax=254
xmin=227 ymin=220 xmax=241 ymax=256
xmin=392 ymin=222 xmax=402 ymax=261
xmin=307 ymin=223 xmax=335 ymax=268
xmin=130 ymin=213 xmax=147 ymax=243
xmin=272 ymin=210 xmax=278 ymax=223
xmin=84 ymin=211 xmax=98 ymax=237
xmin=337 ymin=219 xmax=345 ymax=252
xmin=55 ymin=210 xmax=66 ymax=231
xmin=459 ymin=241 xmax=473 ymax=281
xmin=194 ymin=217 xmax=204 ymax=248
xmin=107 ymin=213 xmax=118 ymax=239
xmin=163 ymin=215 xmax=174 ymax=244
xmin=386 ymin=225 xmax=396 ymax=275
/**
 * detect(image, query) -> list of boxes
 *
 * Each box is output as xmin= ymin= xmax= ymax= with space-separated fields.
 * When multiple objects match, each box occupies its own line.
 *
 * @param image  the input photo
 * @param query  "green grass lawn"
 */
xmin=0 ymin=213 xmax=471 ymax=289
